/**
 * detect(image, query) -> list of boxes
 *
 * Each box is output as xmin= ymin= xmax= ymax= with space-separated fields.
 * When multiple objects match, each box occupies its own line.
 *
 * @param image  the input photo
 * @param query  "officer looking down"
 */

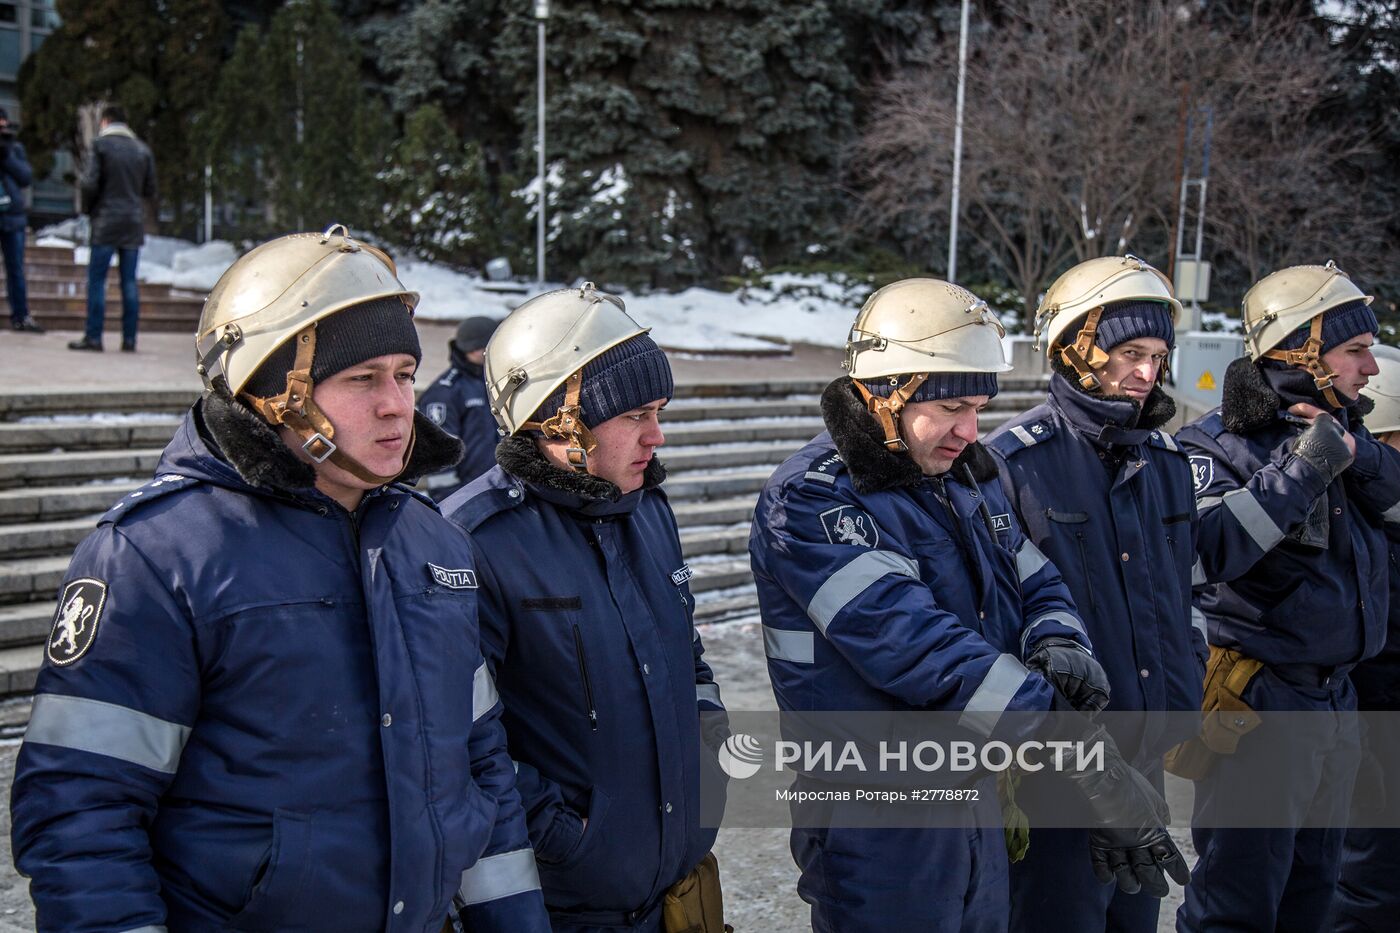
xmin=748 ymin=278 xmax=1188 ymax=933
xmin=987 ymin=256 xmax=1206 ymax=933
xmin=443 ymin=284 xmax=728 ymax=933
xmin=1175 ymin=261 xmax=1400 ymax=931
xmin=9 ymin=227 xmax=549 ymax=933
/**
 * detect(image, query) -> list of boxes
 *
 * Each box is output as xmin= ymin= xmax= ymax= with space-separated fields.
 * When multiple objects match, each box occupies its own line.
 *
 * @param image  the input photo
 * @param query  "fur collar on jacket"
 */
xmin=201 ymin=391 xmax=463 ymax=495
xmin=1220 ymin=357 xmax=1373 ymax=435
xmin=494 ymin=434 xmax=667 ymax=503
xmin=820 ymin=377 xmax=999 ymax=495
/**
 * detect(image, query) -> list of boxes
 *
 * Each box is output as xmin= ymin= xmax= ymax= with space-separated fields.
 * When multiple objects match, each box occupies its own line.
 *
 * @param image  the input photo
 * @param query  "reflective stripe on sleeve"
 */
xmin=696 ymin=682 xmax=723 ymax=706
xmin=1191 ymin=558 xmax=1207 ymax=586
xmin=804 ymin=471 xmax=838 ymax=485
xmin=472 ymin=663 xmax=499 ymax=722
xmin=958 ymin=654 xmax=1030 ymax=737
xmin=1223 ymin=488 xmax=1285 ymax=552
xmin=764 ymin=626 xmax=815 ymax=664
xmin=1197 ymin=496 xmax=1222 ymax=511
xmin=1018 ymin=610 xmax=1088 ymax=656
xmin=1015 ymin=539 xmax=1049 ymax=583
xmin=119 ymin=927 xmax=169 ymax=933
xmin=1191 ymin=606 xmax=1208 ymax=641
xmin=25 ymin=693 xmax=190 ymax=775
xmin=1010 ymin=425 xmax=1037 ymax=447
xmin=806 ymin=550 xmax=920 ymax=635
xmin=458 ymin=847 xmax=542 ymax=905
xmin=1383 ymin=500 xmax=1400 ymax=524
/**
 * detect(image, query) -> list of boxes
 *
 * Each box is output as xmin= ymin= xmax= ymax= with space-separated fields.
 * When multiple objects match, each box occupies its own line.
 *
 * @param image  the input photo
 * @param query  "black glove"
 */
xmin=1026 ymin=636 xmax=1110 ymax=714
xmin=1292 ymin=414 xmax=1354 ymax=483
xmin=1049 ymin=699 xmax=1191 ymax=897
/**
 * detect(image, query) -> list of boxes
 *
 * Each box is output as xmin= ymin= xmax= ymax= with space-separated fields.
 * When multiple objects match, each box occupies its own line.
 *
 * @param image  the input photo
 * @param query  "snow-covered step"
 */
xmin=663 ymin=398 xmax=820 ymax=423
xmin=0 ymin=417 xmax=181 ymax=454
xmin=672 ymin=496 xmax=759 ymax=527
xmin=663 ymin=468 xmax=773 ymax=503
xmin=0 ymin=448 xmax=164 ymax=488
xmin=663 ymin=440 xmax=802 ymax=473
xmin=693 ymin=583 xmax=761 ymax=625
xmin=0 ymin=644 xmax=43 ymax=695
xmin=0 ymin=482 xmax=136 ymax=524
xmin=680 ymin=525 xmax=750 ymax=560
xmin=0 ymin=601 xmax=52 ymax=651
xmin=687 ymin=558 xmax=754 ymax=595
xmin=0 ymin=518 xmax=97 ymax=559
xmin=0 ymin=389 xmax=195 ymax=420
xmin=662 ymin=418 xmax=823 ymax=447
xmin=0 ymin=556 xmax=69 ymax=606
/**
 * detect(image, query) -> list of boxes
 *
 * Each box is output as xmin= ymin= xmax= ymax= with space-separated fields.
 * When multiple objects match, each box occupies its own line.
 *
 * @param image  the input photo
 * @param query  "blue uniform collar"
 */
xmin=1048 ymin=373 xmax=1153 ymax=448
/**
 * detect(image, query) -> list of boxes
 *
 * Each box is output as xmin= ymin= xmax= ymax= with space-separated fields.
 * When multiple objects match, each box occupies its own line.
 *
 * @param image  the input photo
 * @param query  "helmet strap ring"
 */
xmin=521 ymin=370 xmax=598 ymax=472
xmin=852 ymin=373 xmax=928 ymax=452
xmin=1261 ymin=315 xmax=1344 ymax=410
xmin=1056 ymin=306 xmax=1110 ymax=392
xmin=241 ymin=322 xmax=412 ymax=486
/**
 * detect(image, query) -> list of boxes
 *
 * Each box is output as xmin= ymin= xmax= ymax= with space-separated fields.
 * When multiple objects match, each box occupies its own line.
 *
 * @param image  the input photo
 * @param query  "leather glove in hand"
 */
xmin=1026 ymin=636 xmax=1110 ymax=715
xmin=1049 ymin=700 xmax=1190 ymax=897
xmin=1292 ymin=414 xmax=1355 ymax=483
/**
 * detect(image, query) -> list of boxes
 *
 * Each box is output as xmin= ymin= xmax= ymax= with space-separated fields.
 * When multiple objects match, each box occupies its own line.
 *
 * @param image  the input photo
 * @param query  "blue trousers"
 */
xmin=1333 ymin=710 xmax=1400 ymax=932
xmin=792 ymin=779 xmax=1009 ymax=933
xmin=85 ymin=244 xmax=140 ymax=343
xmin=1176 ymin=669 xmax=1360 ymax=933
xmin=0 ymin=227 xmax=28 ymax=322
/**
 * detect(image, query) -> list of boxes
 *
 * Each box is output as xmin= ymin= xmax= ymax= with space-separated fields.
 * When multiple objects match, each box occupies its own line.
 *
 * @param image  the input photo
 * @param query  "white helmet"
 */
xmin=843 ymin=277 xmax=1010 ymax=451
xmin=1242 ymin=260 xmax=1374 ymax=409
xmin=1362 ymin=344 xmax=1400 ymax=436
xmin=195 ymin=225 xmax=419 ymax=486
xmin=484 ymin=283 xmax=648 ymax=470
xmin=1034 ymin=255 xmax=1181 ymax=391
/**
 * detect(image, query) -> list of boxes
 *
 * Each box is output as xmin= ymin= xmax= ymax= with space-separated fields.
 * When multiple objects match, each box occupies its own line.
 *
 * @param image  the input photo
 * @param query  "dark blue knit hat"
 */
xmin=1092 ymin=300 xmax=1176 ymax=351
xmin=860 ymin=371 xmax=1000 ymax=403
xmin=243 ymin=297 xmax=421 ymax=398
xmin=533 ymin=333 xmax=674 ymax=428
xmin=1274 ymin=299 xmax=1378 ymax=354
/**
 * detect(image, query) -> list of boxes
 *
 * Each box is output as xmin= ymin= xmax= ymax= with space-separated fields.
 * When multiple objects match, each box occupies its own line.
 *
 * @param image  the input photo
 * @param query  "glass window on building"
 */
xmin=31 ymin=0 xmax=57 ymax=31
xmin=0 ymin=28 xmax=21 ymax=77
xmin=0 ymin=3 xmax=16 ymax=25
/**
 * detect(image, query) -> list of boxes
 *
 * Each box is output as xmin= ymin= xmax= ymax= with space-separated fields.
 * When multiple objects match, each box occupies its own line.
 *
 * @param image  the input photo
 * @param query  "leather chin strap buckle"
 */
xmin=1056 ymin=306 xmax=1110 ymax=392
xmin=1262 ymin=314 xmax=1343 ymax=410
xmin=522 ymin=371 xmax=598 ymax=473
xmin=240 ymin=322 xmax=410 ymax=486
xmin=852 ymin=374 xmax=929 ymax=452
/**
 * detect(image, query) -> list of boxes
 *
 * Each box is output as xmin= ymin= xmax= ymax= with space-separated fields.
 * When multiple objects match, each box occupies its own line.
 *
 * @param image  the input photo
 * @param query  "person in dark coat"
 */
xmin=0 ymin=106 xmax=44 ymax=334
xmin=443 ymin=284 xmax=726 ymax=933
xmin=69 ymin=104 xmax=157 ymax=353
xmin=986 ymin=256 xmax=1205 ymax=933
xmin=419 ymin=315 xmax=501 ymax=499
xmin=1333 ymin=342 xmax=1400 ymax=932
xmin=1176 ymin=262 xmax=1400 ymax=932
xmin=11 ymin=228 xmax=549 ymax=933
xmin=749 ymin=278 xmax=1187 ymax=933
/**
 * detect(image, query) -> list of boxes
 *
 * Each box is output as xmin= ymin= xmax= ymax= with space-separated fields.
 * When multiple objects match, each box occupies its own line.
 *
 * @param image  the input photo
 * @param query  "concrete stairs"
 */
xmin=0 ymin=377 xmax=1046 ymax=696
xmin=0 ymin=242 xmax=206 ymax=333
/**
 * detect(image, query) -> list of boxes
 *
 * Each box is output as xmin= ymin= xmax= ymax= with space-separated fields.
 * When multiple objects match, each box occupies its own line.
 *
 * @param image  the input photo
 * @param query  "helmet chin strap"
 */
xmin=852 ymin=374 xmax=929 ymax=452
xmin=241 ymin=323 xmax=415 ymax=486
xmin=520 ymin=370 xmax=597 ymax=473
xmin=1260 ymin=314 xmax=1344 ymax=409
xmin=1055 ymin=306 xmax=1111 ymax=392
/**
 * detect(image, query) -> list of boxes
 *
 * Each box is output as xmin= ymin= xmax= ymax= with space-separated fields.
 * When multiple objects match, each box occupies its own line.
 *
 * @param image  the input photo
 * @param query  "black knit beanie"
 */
xmin=531 ymin=333 xmax=674 ymax=428
xmin=242 ymin=297 xmax=422 ymax=399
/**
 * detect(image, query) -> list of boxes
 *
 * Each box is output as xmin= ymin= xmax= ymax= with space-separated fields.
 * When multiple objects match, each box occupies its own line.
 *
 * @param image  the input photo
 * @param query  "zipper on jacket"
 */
xmin=571 ymin=624 xmax=599 ymax=731
xmin=1074 ymin=532 xmax=1098 ymax=612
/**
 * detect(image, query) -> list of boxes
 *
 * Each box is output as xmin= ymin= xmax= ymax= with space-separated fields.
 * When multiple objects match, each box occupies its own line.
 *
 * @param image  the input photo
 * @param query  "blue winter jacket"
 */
xmin=1177 ymin=359 xmax=1400 ymax=687
xmin=10 ymin=396 xmax=549 ymax=933
xmin=987 ymin=376 xmax=1207 ymax=763
xmin=0 ymin=139 xmax=32 ymax=234
xmin=418 ymin=352 xmax=499 ymax=501
xmin=444 ymin=437 xmax=721 ymax=926
xmin=750 ymin=379 xmax=1090 ymax=734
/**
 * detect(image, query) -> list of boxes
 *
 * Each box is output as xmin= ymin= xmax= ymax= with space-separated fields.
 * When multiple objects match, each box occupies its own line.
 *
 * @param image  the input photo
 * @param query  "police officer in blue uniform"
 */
xmin=9 ymin=228 xmax=548 ymax=933
xmin=749 ymin=278 xmax=1187 ymax=933
xmin=419 ymin=316 xmax=500 ymax=500
xmin=443 ymin=284 xmax=725 ymax=933
xmin=1333 ymin=343 xmax=1400 ymax=932
xmin=986 ymin=256 xmax=1206 ymax=933
xmin=1176 ymin=262 xmax=1400 ymax=932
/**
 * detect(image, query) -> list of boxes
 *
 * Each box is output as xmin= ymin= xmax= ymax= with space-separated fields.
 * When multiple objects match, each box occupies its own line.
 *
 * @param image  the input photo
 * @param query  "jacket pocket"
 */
xmin=550 ymin=786 xmax=613 ymax=871
xmin=229 ymin=809 xmax=312 ymax=931
xmin=572 ymin=624 xmax=599 ymax=731
xmin=1046 ymin=509 xmax=1096 ymax=613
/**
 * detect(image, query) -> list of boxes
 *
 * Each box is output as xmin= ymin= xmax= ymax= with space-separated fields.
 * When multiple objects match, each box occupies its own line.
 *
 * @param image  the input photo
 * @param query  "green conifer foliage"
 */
xmin=203 ymin=0 xmax=390 ymax=239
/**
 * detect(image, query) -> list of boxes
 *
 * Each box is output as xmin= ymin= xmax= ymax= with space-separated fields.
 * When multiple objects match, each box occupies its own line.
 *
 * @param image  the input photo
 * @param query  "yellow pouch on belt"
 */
xmin=1165 ymin=645 xmax=1264 ymax=780
xmin=663 ymin=851 xmax=733 ymax=933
